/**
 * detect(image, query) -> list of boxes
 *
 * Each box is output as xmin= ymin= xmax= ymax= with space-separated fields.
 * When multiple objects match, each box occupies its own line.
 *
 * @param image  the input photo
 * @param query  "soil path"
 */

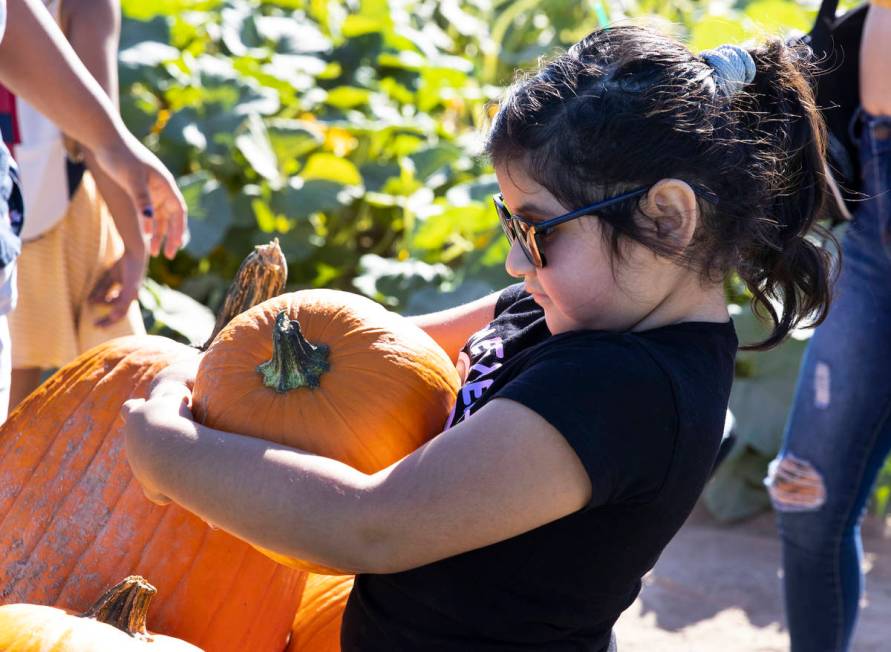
xmin=614 ymin=504 xmax=891 ymax=651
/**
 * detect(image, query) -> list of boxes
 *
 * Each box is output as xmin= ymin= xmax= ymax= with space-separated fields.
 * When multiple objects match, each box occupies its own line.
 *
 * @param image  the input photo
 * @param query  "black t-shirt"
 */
xmin=341 ymin=284 xmax=738 ymax=651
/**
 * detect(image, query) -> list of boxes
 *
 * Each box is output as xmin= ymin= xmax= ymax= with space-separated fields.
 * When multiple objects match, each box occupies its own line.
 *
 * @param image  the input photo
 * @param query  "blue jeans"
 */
xmin=768 ymin=109 xmax=891 ymax=652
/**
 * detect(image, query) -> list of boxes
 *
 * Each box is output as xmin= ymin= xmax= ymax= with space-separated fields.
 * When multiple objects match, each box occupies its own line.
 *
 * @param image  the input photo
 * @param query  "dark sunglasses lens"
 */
xmin=511 ymin=219 xmax=539 ymax=267
xmin=497 ymin=209 xmax=515 ymax=243
xmin=494 ymin=197 xmax=541 ymax=267
xmin=524 ymin=229 xmax=542 ymax=267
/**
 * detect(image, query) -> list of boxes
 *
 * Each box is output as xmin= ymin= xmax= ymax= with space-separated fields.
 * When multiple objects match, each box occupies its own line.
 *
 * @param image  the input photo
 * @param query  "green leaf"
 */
xmin=341 ymin=14 xmax=388 ymax=38
xmin=118 ymin=42 xmax=180 ymax=88
xmin=325 ymin=86 xmax=373 ymax=109
xmin=267 ymin=119 xmax=325 ymax=172
xmin=270 ymin=177 xmax=354 ymax=218
xmin=255 ymin=15 xmax=332 ymax=54
xmin=353 ymin=254 xmax=452 ymax=308
xmin=688 ymin=16 xmax=753 ymax=53
xmin=120 ymin=16 xmax=170 ymax=49
xmin=410 ymin=144 xmax=464 ymax=182
xmin=445 ymin=175 xmax=500 ymax=205
xmin=703 ymin=447 xmax=773 ymax=523
xmin=235 ymin=115 xmax=280 ymax=182
xmin=301 ymin=153 xmax=363 ymax=185
xmin=139 ymin=278 xmax=215 ymax=346
xmin=220 ymin=5 xmax=263 ymax=56
xmin=179 ymin=171 xmax=235 ymax=258
xmin=744 ymin=0 xmax=812 ymax=35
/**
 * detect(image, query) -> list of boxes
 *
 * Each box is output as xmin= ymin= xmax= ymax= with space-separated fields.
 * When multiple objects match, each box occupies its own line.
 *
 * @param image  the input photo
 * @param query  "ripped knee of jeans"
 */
xmin=764 ymin=453 xmax=827 ymax=512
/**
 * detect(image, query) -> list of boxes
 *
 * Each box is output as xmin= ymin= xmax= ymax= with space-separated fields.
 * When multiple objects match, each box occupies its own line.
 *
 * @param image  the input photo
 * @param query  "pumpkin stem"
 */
xmin=202 ymin=238 xmax=289 ymax=351
xmin=82 ymin=575 xmax=156 ymax=637
xmin=257 ymin=311 xmax=330 ymax=392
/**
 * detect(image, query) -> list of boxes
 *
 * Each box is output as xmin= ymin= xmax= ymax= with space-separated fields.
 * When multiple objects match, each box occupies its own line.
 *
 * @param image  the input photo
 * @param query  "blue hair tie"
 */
xmin=700 ymin=44 xmax=756 ymax=96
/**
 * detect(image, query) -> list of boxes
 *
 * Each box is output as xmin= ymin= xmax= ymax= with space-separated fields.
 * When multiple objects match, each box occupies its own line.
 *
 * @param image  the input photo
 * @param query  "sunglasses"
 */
xmin=493 ymin=184 xmax=719 ymax=267
xmin=493 ymin=187 xmax=650 ymax=267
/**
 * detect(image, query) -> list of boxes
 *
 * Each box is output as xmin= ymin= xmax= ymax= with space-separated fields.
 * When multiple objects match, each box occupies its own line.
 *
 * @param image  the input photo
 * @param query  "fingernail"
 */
xmin=142 ymin=207 xmax=154 ymax=218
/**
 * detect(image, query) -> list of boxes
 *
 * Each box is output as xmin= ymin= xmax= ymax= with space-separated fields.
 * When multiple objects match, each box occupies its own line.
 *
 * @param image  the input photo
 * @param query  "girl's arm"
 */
xmin=122 ymin=377 xmax=591 ymax=575
xmin=407 ymin=291 xmax=500 ymax=362
xmin=0 ymin=0 xmax=186 ymax=258
xmin=64 ymin=0 xmax=148 ymax=325
xmin=861 ymin=2 xmax=891 ymax=116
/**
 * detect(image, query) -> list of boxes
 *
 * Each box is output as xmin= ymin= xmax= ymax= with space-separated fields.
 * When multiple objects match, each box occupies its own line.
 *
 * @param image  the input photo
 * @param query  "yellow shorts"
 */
xmin=9 ymin=171 xmax=145 ymax=370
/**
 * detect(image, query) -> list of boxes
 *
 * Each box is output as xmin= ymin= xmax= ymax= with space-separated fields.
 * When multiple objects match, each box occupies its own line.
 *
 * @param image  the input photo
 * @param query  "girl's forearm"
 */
xmin=0 ymin=0 xmax=127 ymax=153
xmin=862 ymin=3 xmax=891 ymax=116
xmin=130 ymin=410 xmax=381 ymax=573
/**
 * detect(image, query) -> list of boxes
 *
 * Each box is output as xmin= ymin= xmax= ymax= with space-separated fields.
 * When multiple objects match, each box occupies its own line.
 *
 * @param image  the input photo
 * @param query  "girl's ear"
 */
xmin=638 ymin=179 xmax=700 ymax=251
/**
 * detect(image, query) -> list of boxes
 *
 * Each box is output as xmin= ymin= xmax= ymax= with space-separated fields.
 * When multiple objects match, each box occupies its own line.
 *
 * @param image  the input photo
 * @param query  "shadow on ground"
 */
xmin=614 ymin=503 xmax=891 ymax=652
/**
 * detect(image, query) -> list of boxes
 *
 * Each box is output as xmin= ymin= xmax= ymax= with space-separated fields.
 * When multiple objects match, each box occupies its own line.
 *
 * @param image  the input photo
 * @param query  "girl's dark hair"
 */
xmin=486 ymin=25 xmax=840 ymax=350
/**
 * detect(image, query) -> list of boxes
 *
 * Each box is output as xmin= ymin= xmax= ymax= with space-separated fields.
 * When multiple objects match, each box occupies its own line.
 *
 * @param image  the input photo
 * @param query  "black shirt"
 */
xmin=341 ymin=284 xmax=738 ymax=651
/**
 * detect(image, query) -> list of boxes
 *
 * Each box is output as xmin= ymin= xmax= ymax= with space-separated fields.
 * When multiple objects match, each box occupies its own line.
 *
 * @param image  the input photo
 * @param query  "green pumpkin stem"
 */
xmin=82 ymin=575 xmax=156 ymax=637
xmin=257 ymin=311 xmax=330 ymax=392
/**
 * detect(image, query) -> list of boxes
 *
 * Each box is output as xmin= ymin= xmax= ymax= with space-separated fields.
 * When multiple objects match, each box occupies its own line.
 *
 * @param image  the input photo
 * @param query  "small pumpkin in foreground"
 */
xmin=286 ymin=574 xmax=355 ymax=652
xmin=191 ymin=289 xmax=461 ymax=573
xmin=0 ymin=576 xmax=202 ymax=651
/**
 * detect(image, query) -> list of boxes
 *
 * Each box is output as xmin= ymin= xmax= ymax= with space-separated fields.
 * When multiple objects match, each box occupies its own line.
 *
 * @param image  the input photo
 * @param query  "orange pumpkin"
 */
xmin=286 ymin=574 xmax=355 ymax=652
xmin=0 ymin=243 xmax=307 ymax=650
xmin=0 ymin=576 xmax=201 ymax=651
xmin=191 ymin=289 xmax=461 ymax=573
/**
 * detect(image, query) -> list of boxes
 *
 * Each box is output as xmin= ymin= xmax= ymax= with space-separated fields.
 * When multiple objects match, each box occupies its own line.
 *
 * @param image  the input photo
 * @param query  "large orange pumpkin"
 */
xmin=286 ymin=574 xmax=355 ymax=652
xmin=0 ymin=243 xmax=307 ymax=651
xmin=0 ymin=576 xmax=201 ymax=651
xmin=191 ymin=289 xmax=461 ymax=573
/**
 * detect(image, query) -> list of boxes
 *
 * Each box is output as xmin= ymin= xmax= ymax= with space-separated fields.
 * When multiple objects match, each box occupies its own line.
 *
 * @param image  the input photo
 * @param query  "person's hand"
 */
xmin=93 ymin=131 xmax=187 ymax=260
xmin=89 ymin=246 xmax=147 ymax=328
xmin=123 ymin=357 xmax=200 ymax=505
xmin=149 ymin=357 xmax=200 ymax=397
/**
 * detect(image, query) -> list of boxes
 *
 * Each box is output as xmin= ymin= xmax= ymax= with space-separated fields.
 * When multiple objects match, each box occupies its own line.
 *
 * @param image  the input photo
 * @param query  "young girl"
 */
xmin=123 ymin=25 xmax=837 ymax=651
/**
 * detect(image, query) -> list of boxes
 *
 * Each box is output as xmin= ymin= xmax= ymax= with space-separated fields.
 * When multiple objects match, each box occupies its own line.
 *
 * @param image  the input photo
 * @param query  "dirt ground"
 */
xmin=613 ymin=503 xmax=891 ymax=651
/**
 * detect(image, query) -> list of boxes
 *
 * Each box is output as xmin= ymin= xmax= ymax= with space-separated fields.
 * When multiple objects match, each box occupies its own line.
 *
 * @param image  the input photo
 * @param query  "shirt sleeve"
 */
xmin=491 ymin=336 xmax=678 ymax=511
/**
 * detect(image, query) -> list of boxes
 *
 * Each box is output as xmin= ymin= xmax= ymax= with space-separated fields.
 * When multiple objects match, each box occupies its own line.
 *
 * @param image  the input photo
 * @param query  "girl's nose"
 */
xmin=505 ymin=239 xmax=535 ymax=278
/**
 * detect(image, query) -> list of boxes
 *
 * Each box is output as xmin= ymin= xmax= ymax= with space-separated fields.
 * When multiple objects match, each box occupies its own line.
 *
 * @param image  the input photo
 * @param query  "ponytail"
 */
xmin=735 ymin=39 xmax=840 ymax=350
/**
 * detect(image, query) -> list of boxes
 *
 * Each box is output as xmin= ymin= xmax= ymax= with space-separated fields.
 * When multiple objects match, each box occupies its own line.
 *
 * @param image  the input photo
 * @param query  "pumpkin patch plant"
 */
xmin=191 ymin=288 xmax=461 ymax=573
xmin=0 ymin=576 xmax=202 ymax=651
xmin=0 ymin=243 xmax=307 ymax=651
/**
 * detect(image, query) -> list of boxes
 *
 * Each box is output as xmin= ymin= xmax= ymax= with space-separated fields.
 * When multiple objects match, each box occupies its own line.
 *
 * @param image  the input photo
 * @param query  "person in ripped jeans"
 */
xmin=766 ymin=2 xmax=891 ymax=650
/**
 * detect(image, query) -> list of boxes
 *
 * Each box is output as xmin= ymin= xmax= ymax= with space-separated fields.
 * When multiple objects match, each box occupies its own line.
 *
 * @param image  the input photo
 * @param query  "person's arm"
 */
xmin=121 ymin=370 xmax=591 ymax=575
xmin=408 ymin=292 xmax=500 ymax=362
xmin=63 ymin=0 xmax=147 ymax=325
xmin=861 ymin=2 xmax=891 ymax=116
xmin=0 ymin=0 xmax=186 ymax=258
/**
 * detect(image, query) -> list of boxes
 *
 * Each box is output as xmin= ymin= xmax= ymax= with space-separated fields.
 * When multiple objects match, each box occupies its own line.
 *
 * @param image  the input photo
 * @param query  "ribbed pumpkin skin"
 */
xmin=0 ymin=336 xmax=306 ymax=651
xmin=286 ymin=574 xmax=355 ymax=652
xmin=0 ymin=604 xmax=201 ymax=651
xmin=191 ymin=289 xmax=461 ymax=574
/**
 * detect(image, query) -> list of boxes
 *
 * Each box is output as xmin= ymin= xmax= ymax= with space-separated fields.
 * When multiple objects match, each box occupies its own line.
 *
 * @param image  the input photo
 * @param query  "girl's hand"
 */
xmin=122 ymin=373 xmax=196 ymax=506
xmin=89 ymin=246 xmax=147 ymax=328
xmin=93 ymin=132 xmax=188 ymax=260
xmin=149 ymin=357 xmax=200 ymax=397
